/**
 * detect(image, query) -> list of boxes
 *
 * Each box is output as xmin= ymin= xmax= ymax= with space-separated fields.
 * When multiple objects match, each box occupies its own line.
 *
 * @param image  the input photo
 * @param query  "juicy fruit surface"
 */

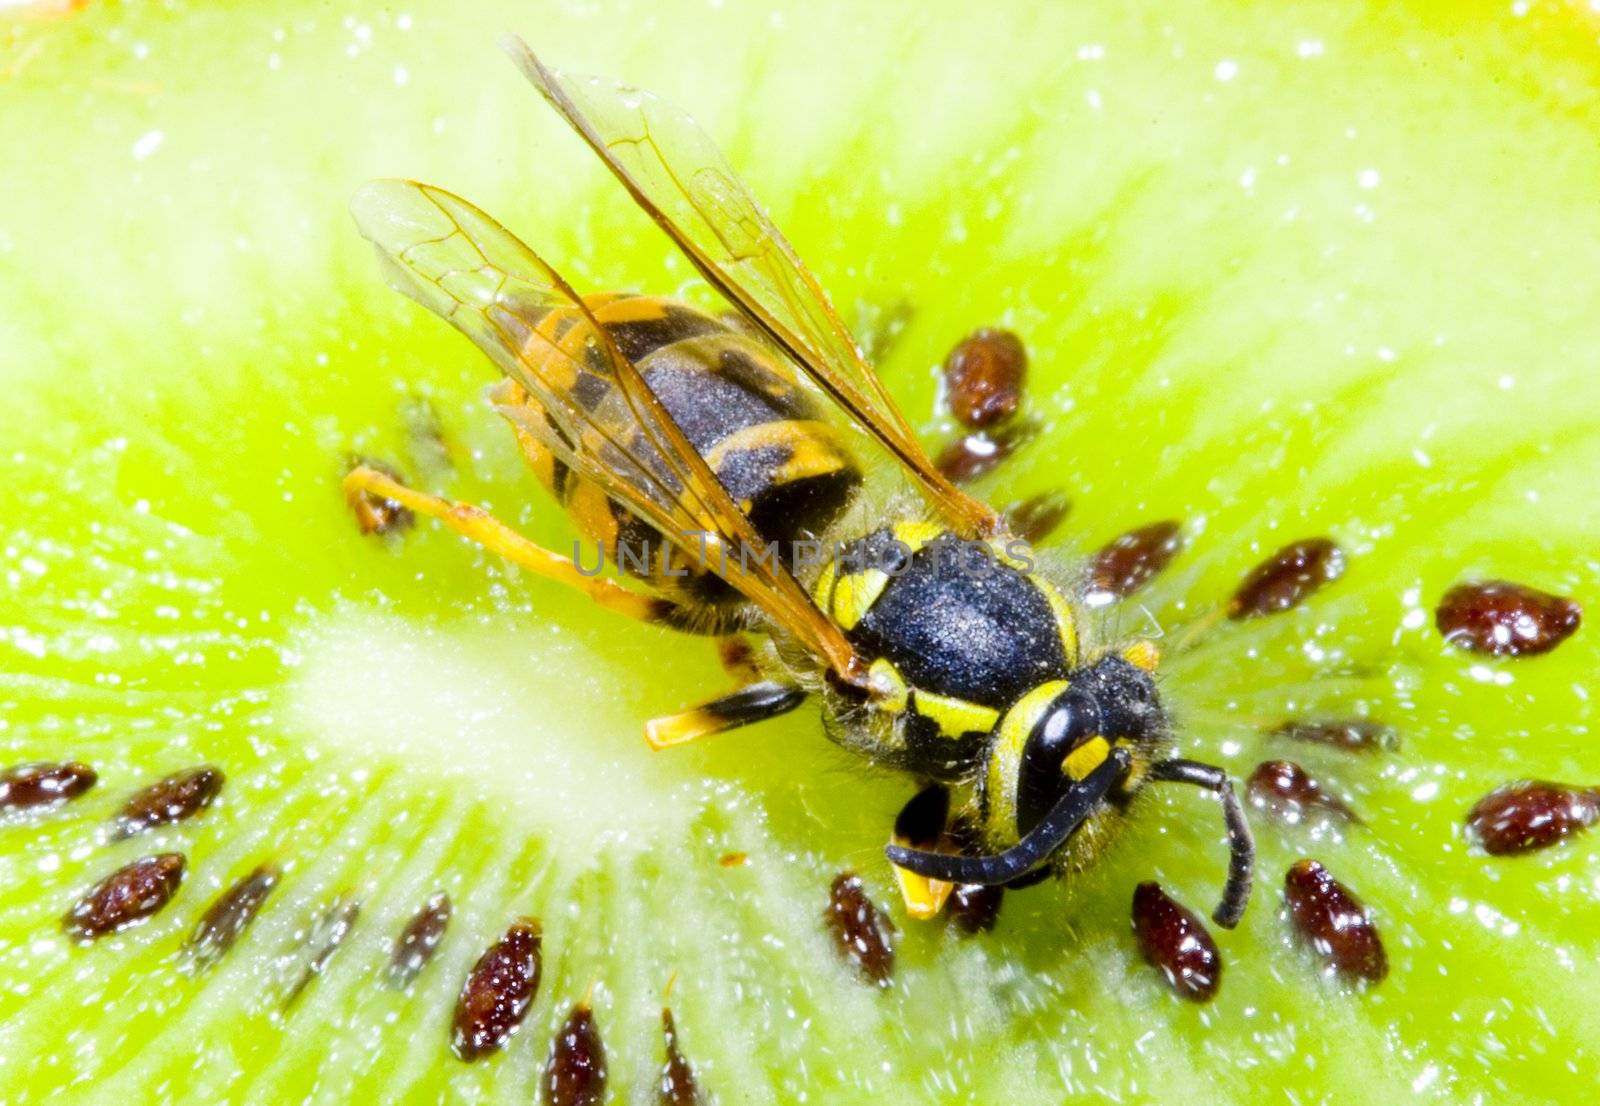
xmin=3 ymin=0 xmax=1600 ymax=1101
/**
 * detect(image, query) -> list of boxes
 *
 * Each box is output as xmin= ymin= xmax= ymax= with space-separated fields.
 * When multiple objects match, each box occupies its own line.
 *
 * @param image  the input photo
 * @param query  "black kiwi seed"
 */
xmin=542 ymin=1000 xmax=607 ymax=1106
xmin=1228 ymin=537 xmax=1346 ymax=619
xmin=0 ymin=760 xmax=97 ymax=814
xmin=1283 ymin=859 xmax=1387 ymax=983
xmin=943 ymin=327 xmax=1027 ymax=430
xmin=1086 ymin=519 xmax=1184 ymax=604
xmin=63 ymin=853 xmax=186 ymax=942
xmin=658 ymin=1007 xmax=703 ymax=1106
xmin=1269 ymin=718 xmax=1398 ymax=754
xmin=111 ymin=764 xmax=224 ymax=839
xmin=343 ymin=455 xmax=414 ymax=536
xmin=1131 ymin=881 xmax=1222 ymax=1003
xmin=824 ymin=872 xmax=896 ymax=986
xmin=451 ymin=917 xmax=542 ymax=1061
xmin=1247 ymin=760 xmax=1360 ymax=826
xmin=1465 ymin=780 xmax=1600 ymax=855
xmin=281 ymin=897 xmax=360 ymax=1009
xmin=1435 ymin=579 xmax=1582 ymax=656
xmin=387 ymin=891 xmax=452 ymax=988
xmin=182 ymin=862 xmax=280 ymax=971
xmin=1001 ymin=489 xmax=1072 ymax=546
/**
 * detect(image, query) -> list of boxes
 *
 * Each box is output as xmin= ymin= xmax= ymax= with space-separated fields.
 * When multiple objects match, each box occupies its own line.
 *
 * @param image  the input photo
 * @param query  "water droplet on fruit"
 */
xmin=1086 ymin=519 xmax=1184 ymax=605
xmin=112 ymin=765 xmax=224 ymax=839
xmin=543 ymin=1001 xmax=607 ymax=1106
xmin=63 ymin=853 xmax=186 ymax=942
xmin=0 ymin=761 xmax=97 ymax=814
xmin=823 ymin=872 xmax=895 ymax=986
xmin=1131 ymin=882 xmax=1221 ymax=1002
xmin=1229 ymin=538 xmax=1345 ymax=619
xmin=1435 ymin=579 xmax=1581 ymax=656
xmin=1465 ymin=780 xmax=1600 ymax=855
xmin=388 ymin=891 xmax=451 ymax=988
xmin=183 ymin=863 xmax=280 ymax=971
xmin=942 ymin=327 xmax=1026 ymax=429
xmin=1283 ymin=859 xmax=1387 ymax=982
xmin=452 ymin=917 xmax=542 ymax=1061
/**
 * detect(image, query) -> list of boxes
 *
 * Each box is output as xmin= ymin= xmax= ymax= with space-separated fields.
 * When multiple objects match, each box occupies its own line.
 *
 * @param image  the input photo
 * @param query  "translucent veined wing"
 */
xmin=503 ymin=36 xmax=1000 ymax=539
xmin=350 ymin=178 xmax=865 ymax=681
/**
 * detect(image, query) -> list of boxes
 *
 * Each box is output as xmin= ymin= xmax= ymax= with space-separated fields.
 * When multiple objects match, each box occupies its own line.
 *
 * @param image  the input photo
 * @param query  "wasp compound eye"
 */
xmin=1015 ymin=686 xmax=1103 ymax=838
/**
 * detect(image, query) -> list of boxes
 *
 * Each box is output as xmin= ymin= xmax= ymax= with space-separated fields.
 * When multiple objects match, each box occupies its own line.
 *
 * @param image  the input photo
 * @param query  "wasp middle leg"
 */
xmin=644 ymin=681 xmax=808 ymax=750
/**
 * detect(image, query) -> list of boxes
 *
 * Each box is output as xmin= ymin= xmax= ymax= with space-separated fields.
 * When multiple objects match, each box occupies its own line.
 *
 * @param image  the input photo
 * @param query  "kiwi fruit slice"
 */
xmin=3 ymin=0 xmax=1598 ymax=1101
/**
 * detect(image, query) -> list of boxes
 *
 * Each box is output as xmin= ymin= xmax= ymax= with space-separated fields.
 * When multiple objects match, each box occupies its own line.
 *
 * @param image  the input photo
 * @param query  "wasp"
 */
xmin=345 ymin=37 xmax=1253 ymax=929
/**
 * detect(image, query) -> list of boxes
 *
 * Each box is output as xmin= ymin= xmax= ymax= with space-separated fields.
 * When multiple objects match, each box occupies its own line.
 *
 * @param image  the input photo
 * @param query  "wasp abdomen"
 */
xmin=500 ymin=294 xmax=862 ymax=613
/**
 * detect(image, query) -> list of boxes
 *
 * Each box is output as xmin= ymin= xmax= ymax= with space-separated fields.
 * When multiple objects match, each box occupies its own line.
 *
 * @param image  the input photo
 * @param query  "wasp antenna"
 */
xmin=1148 ymin=757 xmax=1255 ymax=928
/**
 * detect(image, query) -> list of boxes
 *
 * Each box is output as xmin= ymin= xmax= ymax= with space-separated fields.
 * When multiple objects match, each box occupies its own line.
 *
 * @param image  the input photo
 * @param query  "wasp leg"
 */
xmin=889 ymin=784 xmax=953 ymax=920
xmin=1147 ymin=758 xmax=1255 ymax=929
xmin=343 ymin=465 xmax=688 ymax=628
xmin=644 ymin=681 xmax=807 ymax=751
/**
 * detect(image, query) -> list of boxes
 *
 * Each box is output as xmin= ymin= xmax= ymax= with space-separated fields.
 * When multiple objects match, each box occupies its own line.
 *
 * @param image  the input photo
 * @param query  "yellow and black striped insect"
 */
xmin=345 ymin=37 xmax=1253 ymax=928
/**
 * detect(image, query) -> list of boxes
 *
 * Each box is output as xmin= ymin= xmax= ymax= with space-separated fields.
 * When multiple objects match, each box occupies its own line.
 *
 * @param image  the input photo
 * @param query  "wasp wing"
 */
xmin=351 ymin=179 xmax=864 ymax=678
xmin=503 ymin=37 xmax=999 ymax=538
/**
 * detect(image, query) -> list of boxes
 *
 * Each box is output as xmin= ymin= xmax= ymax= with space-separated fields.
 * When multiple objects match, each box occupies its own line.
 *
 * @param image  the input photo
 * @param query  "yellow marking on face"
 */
xmin=1122 ymin=639 xmax=1161 ymax=672
xmin=832 ymin=568 xmax=890 ymax=630
xmin=1035 ymin=578 xmax=1080 ymax=664
xmin=1063 ymin=736 xmax=1110 ymax=781
xmin=866 ymin=657 xmax=909 ymax=711
xmin=986 ymin=679 xmax=1070 ymax=838
xmin=911 ymin=689 xmax=1001 ymax=739
xmin=890 ymin=520 xmax=947 ymax=555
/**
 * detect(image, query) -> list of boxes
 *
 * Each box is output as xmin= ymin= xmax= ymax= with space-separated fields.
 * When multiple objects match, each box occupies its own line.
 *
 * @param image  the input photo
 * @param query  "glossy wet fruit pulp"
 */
xmin=3 ymin=0 xmax=1599 ymax=1101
